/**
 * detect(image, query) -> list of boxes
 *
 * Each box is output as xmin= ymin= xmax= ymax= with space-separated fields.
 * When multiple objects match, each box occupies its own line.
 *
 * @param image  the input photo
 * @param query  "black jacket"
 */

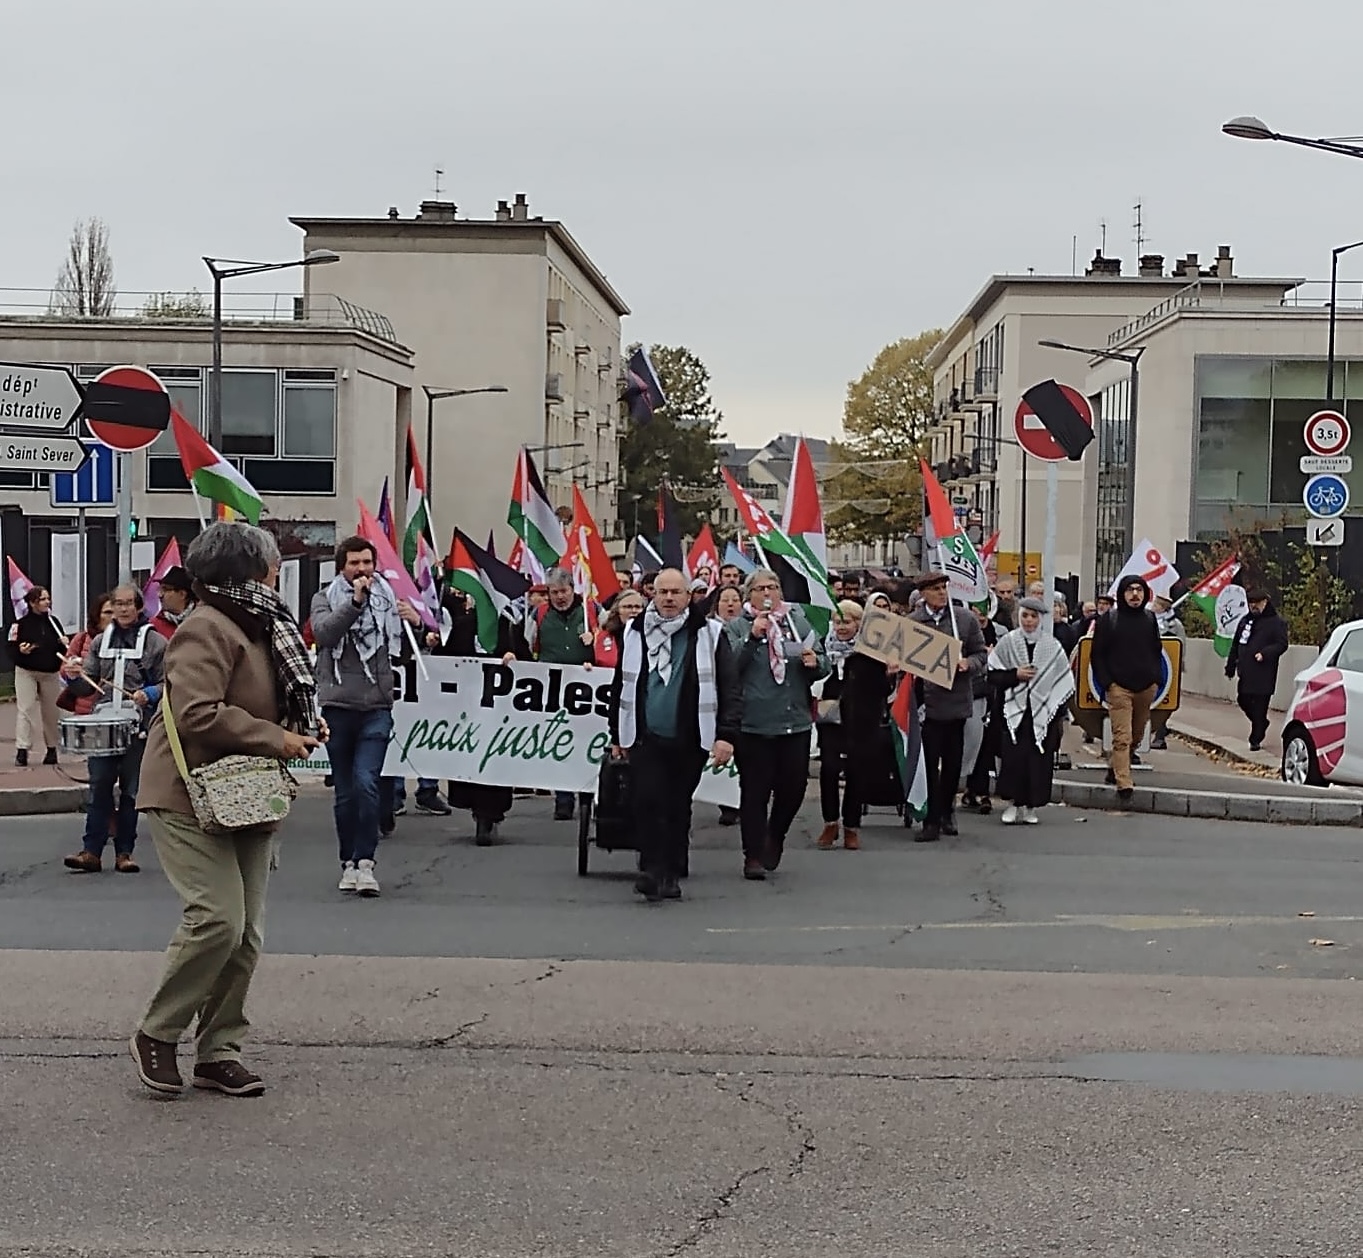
xmin=824 ymin=649 xmax=895 ymax=739
xmin=434 ymin=597 xmax=528 ymax=661
xmin=1091 ymin=577 xmax=1163 ymax=693
xmin=607 ymin=605 xmax=741 ymax=749
xmin=1225 ymin=602 xmax=1289 ymax=696
xmin=8 ymin=611 xmax=65 ymax=673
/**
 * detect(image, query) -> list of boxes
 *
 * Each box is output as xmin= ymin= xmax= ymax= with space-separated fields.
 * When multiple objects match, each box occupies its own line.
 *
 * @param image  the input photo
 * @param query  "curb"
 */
xmin=1168 ymin=722 xmax=1278 ymax=773
xmin=0 ymin=786 xmax=87 ymax=817
xmin=1052 ymin=779 xmax=1363 ymax=827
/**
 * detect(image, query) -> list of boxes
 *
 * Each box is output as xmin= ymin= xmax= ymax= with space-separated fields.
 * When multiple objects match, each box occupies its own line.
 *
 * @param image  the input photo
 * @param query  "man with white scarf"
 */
xmin=309 ymin=535 xmax=422 ymax=897
xmin=609 ymin=569 xmax=740 ymax=903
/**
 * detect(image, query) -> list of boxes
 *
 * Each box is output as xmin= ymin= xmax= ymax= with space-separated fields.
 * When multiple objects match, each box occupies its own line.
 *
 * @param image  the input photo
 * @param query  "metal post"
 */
xmin=1042 ymin=459 xmax=1058 ymax=601
xmin=1121 ymin=359 xmax=1140 ymax=567
xmin=210 ymin=269 xmax=224 ymax=450
xmin=1018 ymin=446 xmax=1029 ymax=585
xmin=116 ymin=452 xmax=132 ymax=582
xmin=425 ymin=389 xmax=435 ymax=521
xmin=1328 ymin=248 xmax=1341 ymax=402
xmin=77 ymin=507 xmax=87 ymax=623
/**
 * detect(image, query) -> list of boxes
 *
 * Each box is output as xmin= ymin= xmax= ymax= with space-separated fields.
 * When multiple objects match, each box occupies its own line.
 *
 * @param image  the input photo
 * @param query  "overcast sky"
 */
xmin=5 ymin=0 xmax=1363 ymax=444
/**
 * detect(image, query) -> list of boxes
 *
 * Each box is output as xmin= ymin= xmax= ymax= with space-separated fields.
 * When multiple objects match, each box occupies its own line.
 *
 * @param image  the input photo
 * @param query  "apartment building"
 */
xmin=924 ymin=248 xmax=1293 ymax=593
xmin=292 ymin=195 xmax=629 ymax=550
xmin=0 ymin=292 xmax=413 ymax=621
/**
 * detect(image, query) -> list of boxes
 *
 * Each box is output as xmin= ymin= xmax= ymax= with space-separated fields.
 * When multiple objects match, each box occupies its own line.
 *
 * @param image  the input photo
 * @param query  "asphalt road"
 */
xmin=8 ymin=792 xmax=1363 ymax=1256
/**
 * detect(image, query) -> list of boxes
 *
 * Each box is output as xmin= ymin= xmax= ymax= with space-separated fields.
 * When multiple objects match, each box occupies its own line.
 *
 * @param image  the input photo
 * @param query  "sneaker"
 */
xmin=14 ymin=749 xmax=27 ymax=767
xmin=1131 ymin=752 xmax=1142 ymax=767
xmin=1249 ymin=741 xmax=1263 ymax=753
xmin=192 ymin=1060 xmax=266 ymax=1097
xmin=338 ymin=862 xmax=359 ymax=893
xmin=659 ymin=876 xmax=682 ymax=900
xmin=1150 ymin=737 xmax=1167 ymax=751
xmin=1001 ymin=805 xmax=1020 ymax=826
xmin=415 ymin=790 xmax=452 ymax=816
xmin=42 ymin=747 xmax=57 ymax=766
xmin=129 ymin=1031 xmax=183 ymax=1094
xmin=1104 ymin=768 xmax=1116 ymax=786
xmin=816 ymin=822 xmax=839 ymax=850
xmin=355 ymin=859 xmax=380 ymax=897
xmin=392 ymin=802 xmax=408 ymax=817
xmin=977 ymin=797 xmax=993 ymax=815
xmin=1020 ymin=807 xmax=1040 ymax=826
xmin=64 ymin=850 xmax=101 ymax=873
xmin=742 ymin=858 xmax=766 ymax=881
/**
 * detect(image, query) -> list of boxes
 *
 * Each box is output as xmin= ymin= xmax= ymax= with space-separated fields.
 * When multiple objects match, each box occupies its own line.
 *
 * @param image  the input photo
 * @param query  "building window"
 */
xmin=282 ymin=385 xmax=336 ymax=458
xmin=222 ymin=371 xmax=277 ymax=457
xmin=1095 ymin=378 xmax=1133 ymax=591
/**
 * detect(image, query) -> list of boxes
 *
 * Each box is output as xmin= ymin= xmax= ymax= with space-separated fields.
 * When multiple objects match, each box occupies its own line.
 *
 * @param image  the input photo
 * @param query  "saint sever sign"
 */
xmin=853 ymin=607 xmax=960 ymax=688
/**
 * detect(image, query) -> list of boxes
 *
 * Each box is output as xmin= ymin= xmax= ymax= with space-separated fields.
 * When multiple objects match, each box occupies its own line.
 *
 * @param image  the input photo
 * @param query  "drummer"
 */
xmin=58 ymin=584 xmax=167 ymax=874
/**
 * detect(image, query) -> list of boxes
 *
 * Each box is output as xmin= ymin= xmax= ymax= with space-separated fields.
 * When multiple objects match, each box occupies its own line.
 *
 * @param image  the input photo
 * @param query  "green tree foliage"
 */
xmin=617 ymin=344 xmax=724 ymax=538
xmin=826 ymin=330 xmax=941 ymax=545
xmin=142 ymin=289 xmax=209 ymax=318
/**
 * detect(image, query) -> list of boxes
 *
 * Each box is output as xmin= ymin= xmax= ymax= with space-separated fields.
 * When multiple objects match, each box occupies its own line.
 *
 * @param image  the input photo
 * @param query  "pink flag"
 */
xmin=141 ymin=538 xmax=183 ymax=620
xmin=6 ymin=555 xmax=33 ymax=623
xmin=356 ymin=500 xmax=438 ymax=630
xmin=414 ymin=532 xmax=441 ymax=622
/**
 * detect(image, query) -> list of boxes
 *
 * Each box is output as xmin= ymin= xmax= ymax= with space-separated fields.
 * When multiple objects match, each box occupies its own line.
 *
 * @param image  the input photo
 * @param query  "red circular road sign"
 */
xmin=83 ymin=365 xmax=171 ymax=452
xmin=1304 ymin=409 xmax=1351 ymax=457
xmin=1014 ymin=384 xmax=1093 ymax=462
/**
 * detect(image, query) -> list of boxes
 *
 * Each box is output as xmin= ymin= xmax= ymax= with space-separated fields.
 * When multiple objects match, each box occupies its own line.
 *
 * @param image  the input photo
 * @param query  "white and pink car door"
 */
xmin=1295 ymin=628 xmax=1363 ymax=783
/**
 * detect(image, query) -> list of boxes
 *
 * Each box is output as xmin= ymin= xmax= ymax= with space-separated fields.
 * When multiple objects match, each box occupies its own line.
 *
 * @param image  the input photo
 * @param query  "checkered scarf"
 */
xmin=201 ymin=580 xmax=320 ymax=733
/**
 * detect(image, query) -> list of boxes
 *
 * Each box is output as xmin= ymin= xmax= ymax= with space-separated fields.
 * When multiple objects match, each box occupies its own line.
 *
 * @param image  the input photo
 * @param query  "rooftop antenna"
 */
xmin=433 ymin=165 xmax=445 ymax=198
xmin=1071 ymin=234 xmax=1078 ymax=276
xmin=1099 ymin=218 xmax=1108 ymax=256
xmin=1133 ymin=199 xmax=1146 ymax=257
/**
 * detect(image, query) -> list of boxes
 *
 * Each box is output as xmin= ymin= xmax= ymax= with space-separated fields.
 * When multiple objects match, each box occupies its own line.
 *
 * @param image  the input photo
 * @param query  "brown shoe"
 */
xmin=193 ymin=1060 xmax=266 ymax=1097
xmin=115 ymin=853 xmax=140 ymax=874
xmin=64 ymin=851 xmax=101 ymax=873
xmin=761 ymin=840 xmax=782 ymax=872
xmin=743 ymin=857 xmax=766 ymax=881
xmin=843 ymin=828 xmax=861 ymax=850
xmin=129 ymin=1031 xmax=183 ymax=1094
xmin=816 ymin=822 xmax=839 ymax=850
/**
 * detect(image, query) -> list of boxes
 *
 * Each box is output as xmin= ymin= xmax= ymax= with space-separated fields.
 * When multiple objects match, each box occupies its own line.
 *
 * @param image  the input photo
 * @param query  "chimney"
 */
xmin=1216 ymin=244 xmax=1234 ymax=279
xmin=387 ymin=206 xmax=399 ymax=220
xmin=495 ymin=199 xmax=512 ymax=222
xmin=1138 ymin=254 xmax=1164 ymax=277
xmin=416 ymin=200 xmax=458 ymax=221
xmin=512 ymin=193 xmax=529 ymax=222
xmin=1085 ymin=250 xmax=1122 ymax=277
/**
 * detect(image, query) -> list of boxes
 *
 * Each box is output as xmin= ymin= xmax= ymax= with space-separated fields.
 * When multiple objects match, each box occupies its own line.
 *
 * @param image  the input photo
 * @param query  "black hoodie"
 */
xmin=1091 ymin=575 xmax=1163 ymax=693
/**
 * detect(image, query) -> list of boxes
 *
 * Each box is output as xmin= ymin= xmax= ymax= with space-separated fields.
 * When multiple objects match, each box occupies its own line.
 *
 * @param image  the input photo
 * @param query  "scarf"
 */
xmin=203 ymin=581 xmax=320 ymax=733
xmin=618 ymin=615 xmax=721 ymax=750
xmin=325 ymin=573 xmax=401 ymax=686
xmin=988 ymin=626 xmax=1075 ymax=751
xmin=825 ymin=630 xmax=856 ymax=678
xmin=743 ymin=600 xmax=797 ymax=683
xmin=643 ymin=605 xmax=689 ymax=683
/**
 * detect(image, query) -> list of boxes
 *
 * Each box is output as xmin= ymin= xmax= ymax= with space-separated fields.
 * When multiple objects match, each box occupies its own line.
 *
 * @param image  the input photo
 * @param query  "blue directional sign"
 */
xmin=50 ymin=440 xmax=116 ymax=508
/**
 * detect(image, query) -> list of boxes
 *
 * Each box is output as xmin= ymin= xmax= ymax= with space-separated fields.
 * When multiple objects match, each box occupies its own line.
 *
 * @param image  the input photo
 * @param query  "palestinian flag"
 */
xmin=890 ymin=675 xmax=929 ymax=821
xmin=403 ymin=427 xmax=436 ymax=572
xmin=656 ymin=482 xmax=685 ymax=569
xmin=782 ymin=436 xmax=827 ymax=573
xmin=1186 ymin=556 xmax=1245 ymax=657
xmin=171 ymin=407 xmax=263 ymax=524
xmin=508 ymin=447 xmax=565 ymax=568
xmin=722 ymin=466 xmax=836 ymax=633
xmin=622 ymin=346 xmax=668 ymax=424
xmin=376 ymin=477 xmax=398 ymax=551
xmin=447 ymin=529 xmax=531 ymax=653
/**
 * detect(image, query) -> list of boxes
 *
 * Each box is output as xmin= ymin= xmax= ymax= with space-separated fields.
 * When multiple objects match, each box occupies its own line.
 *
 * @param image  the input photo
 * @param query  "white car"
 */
xmin=1280 ymin=620 xmax=1363 ymax=786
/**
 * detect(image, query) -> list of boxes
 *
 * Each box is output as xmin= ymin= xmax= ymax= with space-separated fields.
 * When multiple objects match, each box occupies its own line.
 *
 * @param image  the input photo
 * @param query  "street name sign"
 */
xmin=0 ymin=362 xmax=84 ymax=430
xmin=0 ymin=435 xmax=90 ymax=473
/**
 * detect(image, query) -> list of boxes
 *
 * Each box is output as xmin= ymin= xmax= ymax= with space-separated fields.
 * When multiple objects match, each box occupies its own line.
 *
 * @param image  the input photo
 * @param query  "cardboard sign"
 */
xmin=853 ymin=606 xmax=960 ymax=689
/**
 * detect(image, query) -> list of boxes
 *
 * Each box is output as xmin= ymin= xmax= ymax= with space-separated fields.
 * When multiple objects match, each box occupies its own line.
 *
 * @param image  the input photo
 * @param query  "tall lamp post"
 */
xmin=1222 ymin=115 xmax=1363 ymax=160
xmin=1327 ymin=240 xmax=1363 ymax=401
xmin=422 ymin=385 xmax=509 ymax=524
xmin=202 ymin=250 xmax=340 ymax=449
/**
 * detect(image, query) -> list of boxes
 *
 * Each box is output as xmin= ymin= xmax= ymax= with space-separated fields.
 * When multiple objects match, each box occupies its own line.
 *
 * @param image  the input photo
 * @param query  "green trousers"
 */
xmin=139 ymin=809 xmax=273 ymax=1063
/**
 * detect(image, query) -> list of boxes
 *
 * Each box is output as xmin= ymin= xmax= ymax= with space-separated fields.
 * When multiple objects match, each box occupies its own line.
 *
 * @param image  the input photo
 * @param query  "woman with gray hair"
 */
xmin=130 ymin=523 xmax=323 ymax=1097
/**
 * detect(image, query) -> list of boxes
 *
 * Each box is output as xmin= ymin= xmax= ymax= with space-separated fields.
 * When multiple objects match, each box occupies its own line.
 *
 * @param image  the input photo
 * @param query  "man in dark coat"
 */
xmin=1225 ymin=590 xmax=1290 ymax=752
xmin=1091 ymin=575 xmax=1163 ymax=803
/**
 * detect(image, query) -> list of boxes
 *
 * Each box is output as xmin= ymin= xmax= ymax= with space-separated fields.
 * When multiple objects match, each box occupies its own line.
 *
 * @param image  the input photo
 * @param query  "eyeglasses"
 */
xmin=110 ymin=598 xmax=137 ymax=608
xmin=750 ymin=582 xmax=780 ymax=592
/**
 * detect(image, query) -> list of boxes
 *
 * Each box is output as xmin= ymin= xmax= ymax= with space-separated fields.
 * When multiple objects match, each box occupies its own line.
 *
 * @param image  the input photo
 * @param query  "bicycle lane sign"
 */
xmin=1304 ymin=473 xmax=1349 ymax=518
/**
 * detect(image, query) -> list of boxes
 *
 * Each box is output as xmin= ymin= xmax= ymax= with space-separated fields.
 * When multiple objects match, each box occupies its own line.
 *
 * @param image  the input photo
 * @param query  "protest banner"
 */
xmin=853 ymin=606 xmax=960 ymax=689
xmin=289 ymin=657 xmax=739 ymax=808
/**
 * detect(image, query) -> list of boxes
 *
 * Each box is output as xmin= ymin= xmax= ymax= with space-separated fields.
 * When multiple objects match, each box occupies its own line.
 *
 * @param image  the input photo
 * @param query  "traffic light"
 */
xmin=129 ymin=517 xmax=140 ymax=541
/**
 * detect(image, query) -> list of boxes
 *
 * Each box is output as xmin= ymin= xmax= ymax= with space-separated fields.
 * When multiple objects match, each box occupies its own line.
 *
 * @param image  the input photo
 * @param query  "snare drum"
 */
xmin=59 ymin=712 xmax=139 ymax=757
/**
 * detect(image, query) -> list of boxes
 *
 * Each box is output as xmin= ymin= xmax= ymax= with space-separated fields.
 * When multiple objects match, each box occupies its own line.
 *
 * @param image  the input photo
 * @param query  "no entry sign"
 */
xmin=1015 ymin=383 xmax=1093 ymax=461
xmin=83 ymin=365 xmax=171 ymax=452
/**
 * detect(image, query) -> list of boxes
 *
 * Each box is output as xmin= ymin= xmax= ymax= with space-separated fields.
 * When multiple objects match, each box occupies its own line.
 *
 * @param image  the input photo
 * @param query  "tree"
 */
xmin=825 ymin=329 xmax=941 ymax=545
xmin=51 ymin=218 xmax=117 ymax=316
xmin=142 ymin=289 xmax=208 ymax=318
xmin=617 ymin=344 xmax=725 ymax=539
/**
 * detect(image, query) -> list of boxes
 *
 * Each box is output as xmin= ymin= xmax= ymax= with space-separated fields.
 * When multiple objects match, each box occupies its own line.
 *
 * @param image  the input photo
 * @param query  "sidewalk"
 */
xmin=1169 ymin=692 xmax=1282 ymax=773
xmin=0 ymin=699 xmax=88 ymax=815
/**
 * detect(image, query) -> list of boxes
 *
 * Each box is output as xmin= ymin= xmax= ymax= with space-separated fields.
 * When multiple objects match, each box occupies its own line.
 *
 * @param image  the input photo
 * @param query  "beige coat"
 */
xmin=138 ymin=602 xmax=287 ymax=817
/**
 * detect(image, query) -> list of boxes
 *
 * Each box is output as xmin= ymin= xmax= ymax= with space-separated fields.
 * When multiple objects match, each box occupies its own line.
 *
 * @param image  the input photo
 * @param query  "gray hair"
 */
xmin=742 ymin=568 xmax=781 ymax=601
xmin=185 ymin=522 xmax=281 ymax=586
xmin=545 ymin=566 xmax=575 ymax=591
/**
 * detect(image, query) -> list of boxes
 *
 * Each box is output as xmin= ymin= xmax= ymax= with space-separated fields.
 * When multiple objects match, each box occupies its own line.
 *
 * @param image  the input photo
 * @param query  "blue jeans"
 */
xmin=83 ymin=740 xmax=146 ymax=857
xmin=324 ymin=706 xmax=393 ymax=865
xmin=391 ymin=777 xmax=439 ymax=809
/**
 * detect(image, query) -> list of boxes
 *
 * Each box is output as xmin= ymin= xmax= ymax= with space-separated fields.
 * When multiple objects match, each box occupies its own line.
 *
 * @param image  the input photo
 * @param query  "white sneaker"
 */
xmin=338 ymin=862 xmax=358 ymax=893
xmin=355 ymin=859 xmax=380 ymax=897
xmin=1001 ymin=805 xmax=1019 ymax=826
xmin=1021 ymin=807 xmax=1040 ymax=825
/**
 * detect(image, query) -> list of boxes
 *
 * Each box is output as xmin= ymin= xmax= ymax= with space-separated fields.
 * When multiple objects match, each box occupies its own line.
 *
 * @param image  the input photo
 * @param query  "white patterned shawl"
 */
xmin=988 ymin=627 xmax=1075 ymax=751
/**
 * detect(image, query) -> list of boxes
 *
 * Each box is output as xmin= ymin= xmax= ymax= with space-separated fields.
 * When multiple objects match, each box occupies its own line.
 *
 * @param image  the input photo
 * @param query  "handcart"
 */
xmin=577 ymin=756 xmax=639 ymax=876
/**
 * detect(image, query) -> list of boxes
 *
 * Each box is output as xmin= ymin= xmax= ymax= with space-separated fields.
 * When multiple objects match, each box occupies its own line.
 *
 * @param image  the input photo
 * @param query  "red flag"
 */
xmin=1187 ymin=554 xmax=1241 ymax=600
xmin=783 ymin=436 xmax=827 ymax=568
xmin=980 ymin=530 xmax=1000 ymax=562
xmin=919 ymin=458 xmax=960 ymax=543
xmin=356 ymin=500 xmax=438 ymax=630
xmin=562 ymin=485 xmax=621 ymax=604
xmin=686 ymin=524 xmax=720 ymax=587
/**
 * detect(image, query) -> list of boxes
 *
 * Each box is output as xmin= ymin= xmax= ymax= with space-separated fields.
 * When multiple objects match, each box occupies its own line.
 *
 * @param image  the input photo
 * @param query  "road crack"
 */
xmin=664 ymin=1163 xmax=771 ymax=1255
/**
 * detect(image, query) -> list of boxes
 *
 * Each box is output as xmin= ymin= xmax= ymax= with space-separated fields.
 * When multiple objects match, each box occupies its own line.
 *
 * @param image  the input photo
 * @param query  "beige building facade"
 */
xmin=292 ymin=195 xmax=629 ymax=551
xmin=924 ymin=250 xmax=1295 ymax=595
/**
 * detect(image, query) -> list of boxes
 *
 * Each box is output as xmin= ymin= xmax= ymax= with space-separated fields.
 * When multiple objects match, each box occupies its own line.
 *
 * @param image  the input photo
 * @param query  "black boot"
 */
xmin=474 ymin=817 xmax=497 ymax=846
xmin=43 ymin=747 xmax=57 ymax=765
xmin=14 ymin=749 xmax=27 ymax=767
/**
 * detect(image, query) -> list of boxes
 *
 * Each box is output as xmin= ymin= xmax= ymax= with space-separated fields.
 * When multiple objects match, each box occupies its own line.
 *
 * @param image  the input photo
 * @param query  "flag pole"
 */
xmin=187 ymin=483 xmax=210 ymax=531
xmin=936 ymin=541 xmax=960 ymax=641
xmin=403 ymin=618 xmax=430 ymax=681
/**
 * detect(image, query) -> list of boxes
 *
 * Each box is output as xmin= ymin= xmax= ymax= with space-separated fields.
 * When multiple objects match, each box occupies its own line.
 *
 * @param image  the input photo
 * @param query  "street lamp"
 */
xmin=203 ymin=249 xmax=340 ymax=449
xmin=422 ymin=384 xmax=509 ymax=520
xmin=1327 ymin=240 xmax=1363 ymax=401
xmin=1038 ymin=339 xmax=1145 ymax=585
xmin=1222 ymin=115 xmax=1363 ymax=159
